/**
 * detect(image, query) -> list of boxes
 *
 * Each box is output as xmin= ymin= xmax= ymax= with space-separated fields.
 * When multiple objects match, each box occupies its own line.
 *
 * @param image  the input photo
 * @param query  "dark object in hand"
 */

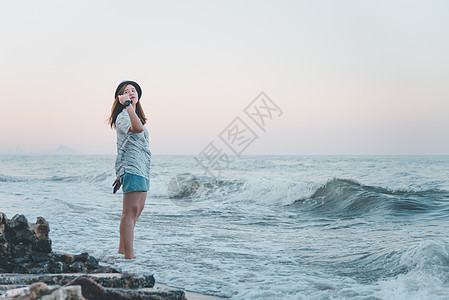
xmin=112 ymin=179 xmax=121 ymax=194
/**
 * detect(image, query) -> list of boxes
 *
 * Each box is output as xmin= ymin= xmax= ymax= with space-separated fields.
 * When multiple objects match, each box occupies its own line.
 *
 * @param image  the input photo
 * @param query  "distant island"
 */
xmin=37 ymin=144 xmax=83 ymax=155
xmin=1 ymin=145 xmax=83 ymax=155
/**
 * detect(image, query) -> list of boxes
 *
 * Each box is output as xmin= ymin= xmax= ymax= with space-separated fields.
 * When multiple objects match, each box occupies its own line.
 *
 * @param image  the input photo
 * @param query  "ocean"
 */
xmin=1 ymin=154 xmax=449 ymax=299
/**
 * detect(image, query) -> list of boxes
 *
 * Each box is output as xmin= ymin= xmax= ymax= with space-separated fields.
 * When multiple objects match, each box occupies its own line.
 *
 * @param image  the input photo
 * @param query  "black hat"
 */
xmin=115 ymin=80 xmax=142 ymax=100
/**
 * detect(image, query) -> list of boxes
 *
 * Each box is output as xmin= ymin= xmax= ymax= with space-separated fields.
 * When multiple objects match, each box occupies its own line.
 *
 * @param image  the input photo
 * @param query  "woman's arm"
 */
xmin=125 ymin=105 xmax=144 ymax=133
xmin=118 ymin=95 xmax=144 ymax=133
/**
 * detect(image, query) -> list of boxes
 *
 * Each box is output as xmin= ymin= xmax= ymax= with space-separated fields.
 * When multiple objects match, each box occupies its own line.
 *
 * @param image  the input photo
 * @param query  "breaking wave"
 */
xmin=293 ymin=178 xmax=449 ymax=218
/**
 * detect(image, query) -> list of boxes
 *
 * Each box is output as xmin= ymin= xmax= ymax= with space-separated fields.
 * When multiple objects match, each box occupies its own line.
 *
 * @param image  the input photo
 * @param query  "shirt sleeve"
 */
xmin=116 ymin=111 xmax=132 ymax=134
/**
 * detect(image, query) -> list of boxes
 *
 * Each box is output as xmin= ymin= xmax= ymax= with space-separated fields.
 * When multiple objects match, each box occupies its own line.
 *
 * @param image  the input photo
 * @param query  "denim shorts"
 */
xmin=120 ymin=173 xmax=150 ymax=194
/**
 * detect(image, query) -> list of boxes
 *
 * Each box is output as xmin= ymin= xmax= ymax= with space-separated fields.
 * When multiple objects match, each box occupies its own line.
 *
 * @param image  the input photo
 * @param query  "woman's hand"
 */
xmin=118 ymin=94 xmax=132 ymax=105
xmin=112 ymin=178 xmax=121 ymax=194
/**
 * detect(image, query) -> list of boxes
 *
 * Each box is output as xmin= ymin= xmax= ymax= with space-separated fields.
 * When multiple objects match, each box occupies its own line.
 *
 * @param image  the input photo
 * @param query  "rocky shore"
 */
xmin=0 ymin=212 xmax=187 ymax=299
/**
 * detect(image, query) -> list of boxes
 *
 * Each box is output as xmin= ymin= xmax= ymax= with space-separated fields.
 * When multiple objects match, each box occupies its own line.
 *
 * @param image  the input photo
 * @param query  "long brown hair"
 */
xmin=108 ymin=84 xmax=147 ymax=128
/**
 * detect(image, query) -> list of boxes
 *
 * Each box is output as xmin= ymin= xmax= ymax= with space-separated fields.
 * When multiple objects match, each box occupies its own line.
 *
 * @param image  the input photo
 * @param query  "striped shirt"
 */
xmin=115 ymin=109 xmax=151 ymax=181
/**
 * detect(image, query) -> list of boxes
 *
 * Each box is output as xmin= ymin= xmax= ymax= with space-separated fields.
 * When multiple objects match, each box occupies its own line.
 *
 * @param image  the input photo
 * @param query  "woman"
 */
xmin=108 ymin=80 xmax=151 ymax=259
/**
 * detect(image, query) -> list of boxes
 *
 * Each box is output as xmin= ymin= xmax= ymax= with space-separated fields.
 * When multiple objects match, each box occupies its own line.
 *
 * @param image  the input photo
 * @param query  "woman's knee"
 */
xmin=123 ymin=192 xmax=146 ymax=219
xmin=123 ymin=201 xmax=140 ymax=219
xmin=124 ymin=204 xmax=140 ymax=216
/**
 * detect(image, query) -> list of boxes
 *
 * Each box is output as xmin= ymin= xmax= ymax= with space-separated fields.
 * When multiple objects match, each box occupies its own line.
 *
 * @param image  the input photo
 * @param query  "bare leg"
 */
xmin=118 ymin=192 xmax=146 ymax=254
xmin=118 ymin=232 xmax=125 ymax=255
xmin=137 ymin=192 xmax=146 ymax=219
xmin=119 ymin=191 xmax=147 ymax=259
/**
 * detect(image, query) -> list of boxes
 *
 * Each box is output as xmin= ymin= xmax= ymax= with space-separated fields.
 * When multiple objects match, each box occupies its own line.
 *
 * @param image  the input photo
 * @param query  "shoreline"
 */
xmin=0 ymin=212 xmax=227 ymax=299
xmin=0 ymin=273 xmax=228 ymax=300
xmin=152 ymin=283 xmax=227 ymax=300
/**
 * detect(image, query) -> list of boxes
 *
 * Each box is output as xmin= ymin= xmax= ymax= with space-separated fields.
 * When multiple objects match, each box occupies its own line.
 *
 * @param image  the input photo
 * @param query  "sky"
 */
xmin=1 ymin=0 xmax=448 ymax=155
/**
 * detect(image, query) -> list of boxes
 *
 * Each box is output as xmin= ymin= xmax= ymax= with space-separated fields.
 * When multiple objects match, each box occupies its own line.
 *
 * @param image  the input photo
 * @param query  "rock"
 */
xmin=4 ymin=282 xmax=83 ymax=300
xmin=49 ymin=261 xmax=64 ymax=274
xmin=66 ymin=277 xmax=107 ymax=300
xmin=33 ymin=237 xmax=52 ymax=253
xmin=61 ymin=254 xmax=75 ymax=264
xmin=73 ymin=252 xmax=89 ymax=262
xmin=7 ymin=214 xmax=29 ymax=231
xmin=4 ymin=282 xmax=51 ymax=299
xmin=12 ymin=263 xmax=30 ymax=274
xmin=85 ymin=255 xmax=101 ymax=271
xmin=13 ymin=256 xmax=29 ymax=264
xmin=30 ymin=252 xmax=50 ymax=263
xmin=0 ymin=212 xmax=8 ymax=234
xmin=0 ymin=233 xmax=9 ymax=254
xmin=0 ymin=213 xmax=115 ymax=274
xmin=41 ymin=285 xmax=83 ymax=300
xmin=68 ymin=261 xmax=85 ymax=273
xmin=66 ymin=277 xmax=186 ymax=300
xmin=0 ymin=274 xmax=189 ymax=300
xmin=5 ymin=277 xmax=184 ymax=300
xmin=0 ymin=273 xmax=154 ymax=288
xmin=14 ymin=228 xmax=36 ymax=244
xmin=31 ymin=217 xmax=50 ymax=239
xmin=31 ymin=217 xmax=52 ymax=254
xmin=28 ymin=282 xmax=50 ymax=299
xmin=3 ymin=286 xmax=30 ymax=298
xmin=11 ymin=242 xmax=33 ymax=258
